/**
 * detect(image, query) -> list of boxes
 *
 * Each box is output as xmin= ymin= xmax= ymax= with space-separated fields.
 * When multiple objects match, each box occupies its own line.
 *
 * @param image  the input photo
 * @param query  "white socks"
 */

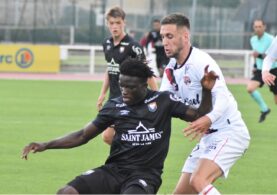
xmin=199 ymin=184 xmax=221 ymax=195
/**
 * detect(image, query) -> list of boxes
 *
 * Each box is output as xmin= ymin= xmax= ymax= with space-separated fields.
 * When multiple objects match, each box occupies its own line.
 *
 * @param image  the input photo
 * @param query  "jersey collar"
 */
xmin=174 ymin=46 xmax=193 ymax=69
xmin=110 ymin=34 xmax=130 ymax=47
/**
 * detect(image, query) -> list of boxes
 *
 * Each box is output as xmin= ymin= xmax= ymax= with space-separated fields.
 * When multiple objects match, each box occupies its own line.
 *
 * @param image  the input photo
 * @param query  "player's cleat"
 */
xmin=259 ymin=109 xmax=271 ymax=123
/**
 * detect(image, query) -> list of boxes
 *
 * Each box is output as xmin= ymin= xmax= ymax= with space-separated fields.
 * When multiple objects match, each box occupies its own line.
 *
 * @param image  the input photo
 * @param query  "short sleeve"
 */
xmin=92 ymin=101 xmax=116 ymax=131
xmin=130 ymin=41 xmax=146 ymax=60
xmin=162 ymin=92 xmax=189 ymax=120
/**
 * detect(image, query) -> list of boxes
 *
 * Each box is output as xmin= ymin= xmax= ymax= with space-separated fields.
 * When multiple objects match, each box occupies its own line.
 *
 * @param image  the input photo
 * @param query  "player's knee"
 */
xmin=190 ymin=174 xmax=206 ymax=192
xmin=246 ymin=86 xmax=254 ymax=93
xmin=57 ymin=185 xmax=79 ymax=194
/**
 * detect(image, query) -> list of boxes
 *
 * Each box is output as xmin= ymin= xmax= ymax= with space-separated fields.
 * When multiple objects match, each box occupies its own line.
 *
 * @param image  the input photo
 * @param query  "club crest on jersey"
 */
xmin=106 ymin=45 xmax=111 ymax=50
xmin=120 ymin=46 xmax=125 ymax=53
xmin=183 ymin=75 xmax=191 ymax=85
xmin=147 ymin=102 xmax=157 ymax=112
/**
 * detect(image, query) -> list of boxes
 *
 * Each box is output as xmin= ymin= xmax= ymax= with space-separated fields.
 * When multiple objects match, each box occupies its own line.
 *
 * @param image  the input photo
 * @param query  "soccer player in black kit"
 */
xmin=145 ymin=19 xmax=169 ymax=77
xmin=97 ymin=6 xmax=158 ymax=145
xmin=22 ymin=58 xmax=218 ymax=194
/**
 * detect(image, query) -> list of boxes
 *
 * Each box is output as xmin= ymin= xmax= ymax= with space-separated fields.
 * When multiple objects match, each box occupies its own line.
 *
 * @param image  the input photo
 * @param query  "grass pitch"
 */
xmin=0 ymin=79 xmax=276 ymax=194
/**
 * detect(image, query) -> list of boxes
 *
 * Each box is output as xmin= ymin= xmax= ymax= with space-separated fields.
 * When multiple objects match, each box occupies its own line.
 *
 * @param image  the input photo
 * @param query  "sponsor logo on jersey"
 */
xmin=121 ymin=42 xmax=130 ymax=46
xmin=106 ymin=45 xmax=111 ymax=50
xmin=132 ymin=46 xmax=143 ymax=55
xmin=116 ymin=103 xmax=126 ymax=107
xmin=144 ymin=94 xmax=159 ymax=104
xmin=147 ymin=102 xmax=157 ymax=112
xmin=121 ymin=121 xmax=163 ymax=146
xmin=107 ymin=58 xmax=120 ymax=74
xmin=120 ymin=110 xmax=130 ymax=115
xmin=184 ymin=93 xmax=200 ymax=106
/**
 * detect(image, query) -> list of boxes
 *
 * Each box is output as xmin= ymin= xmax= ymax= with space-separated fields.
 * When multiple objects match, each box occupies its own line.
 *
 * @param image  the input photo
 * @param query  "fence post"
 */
xmin=89 ymin=46 xmax=95 ymax=74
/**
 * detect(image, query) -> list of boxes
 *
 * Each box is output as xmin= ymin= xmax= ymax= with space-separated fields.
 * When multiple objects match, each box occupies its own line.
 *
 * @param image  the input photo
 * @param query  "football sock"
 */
xmin=199 ymin=184 xmax=221 ymax=195
xmin=251 ymin=90 xmax=268 ymax=112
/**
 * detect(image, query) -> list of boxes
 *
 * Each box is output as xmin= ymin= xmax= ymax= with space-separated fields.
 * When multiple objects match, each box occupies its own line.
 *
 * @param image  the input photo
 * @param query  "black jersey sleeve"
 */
xmin=161 ymin=92 xmax=190 ymax=120
xmin=92 ymin=100 xmax=116 ymax=131
xmin=130 ymin=41 xmax=146 ymax=60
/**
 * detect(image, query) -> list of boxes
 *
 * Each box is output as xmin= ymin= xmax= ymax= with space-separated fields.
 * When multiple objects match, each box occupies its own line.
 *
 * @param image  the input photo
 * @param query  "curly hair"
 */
xmin=120 ymin=58 xmax=154 ymax=82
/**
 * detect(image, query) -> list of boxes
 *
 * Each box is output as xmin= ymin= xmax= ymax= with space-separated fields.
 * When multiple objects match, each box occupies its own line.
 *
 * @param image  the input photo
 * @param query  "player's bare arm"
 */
xmin=22 ymin=123 xmax=102 ymax=160
xmin=97 ymin=70 xmax=110 ymax=111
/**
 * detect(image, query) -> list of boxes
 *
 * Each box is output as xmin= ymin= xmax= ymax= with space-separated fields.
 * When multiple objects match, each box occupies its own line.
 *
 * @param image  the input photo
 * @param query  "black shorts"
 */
xmin=251 ymin=68 xmax=277 ymax=94
xmin=67 ymin=164 xmax=162 ymax=194
xmin=251 ymin=69 xmax=264 ymax=87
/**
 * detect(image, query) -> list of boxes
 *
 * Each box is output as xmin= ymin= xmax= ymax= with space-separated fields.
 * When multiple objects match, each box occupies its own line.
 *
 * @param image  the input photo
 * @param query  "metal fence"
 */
xmin=0 ymin=0 xmax=276 ymax=49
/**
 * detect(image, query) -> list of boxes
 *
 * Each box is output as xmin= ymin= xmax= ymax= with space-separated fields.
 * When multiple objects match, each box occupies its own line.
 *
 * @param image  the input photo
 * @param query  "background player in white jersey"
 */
xmin=159 ymin=13 xmax=250 ymax=195
xmin=263 ymin=36 xmax=277 ymax=89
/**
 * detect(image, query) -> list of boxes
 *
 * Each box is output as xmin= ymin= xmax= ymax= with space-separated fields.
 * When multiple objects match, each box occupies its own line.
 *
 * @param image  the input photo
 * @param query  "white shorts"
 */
xmin=182 ymin=128 xmax=250 ymax=178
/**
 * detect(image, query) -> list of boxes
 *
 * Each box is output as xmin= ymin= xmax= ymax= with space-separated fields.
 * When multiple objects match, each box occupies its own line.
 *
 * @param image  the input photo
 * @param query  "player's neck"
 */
xmin=113 ymin=33 xmax=126 ymax=46
xmin=176 ymin=44 xmax=192 ymax=65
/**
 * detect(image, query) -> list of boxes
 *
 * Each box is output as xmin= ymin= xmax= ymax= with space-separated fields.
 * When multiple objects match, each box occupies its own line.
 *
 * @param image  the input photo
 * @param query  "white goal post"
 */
xmin=59 ymin=45 xmax=254 ymax=78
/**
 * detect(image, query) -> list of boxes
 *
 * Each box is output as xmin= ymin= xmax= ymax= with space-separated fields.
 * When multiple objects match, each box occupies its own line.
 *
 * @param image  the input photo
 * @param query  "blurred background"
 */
xmin=0 ymin=0 xmax=276 ymax=49
xmin=0 ymin=0 xmax=277 ymax=77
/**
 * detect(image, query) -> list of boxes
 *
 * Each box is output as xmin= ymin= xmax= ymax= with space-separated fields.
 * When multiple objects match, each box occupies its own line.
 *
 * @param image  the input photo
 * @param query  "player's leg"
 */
xmin=102 ymin=126 xmax=115 ymax=145
xmin=173 ymin=172 xmax=197 ymax=194
xmin=247 ymin=77 xmax=270 ymax=122
xmin=269 ymin=69 xmax=277 ymax=104
xmin=191 ymin=129 xmax=250 ymax=194
xmin=173 ymin=143 xmax=202 ymax=194
xmin=189 ymin=159 xmax=222 ymax=193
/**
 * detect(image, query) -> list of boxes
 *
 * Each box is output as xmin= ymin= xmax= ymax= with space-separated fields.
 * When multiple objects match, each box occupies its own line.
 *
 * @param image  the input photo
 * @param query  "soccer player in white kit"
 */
xmin=263 ymin=36 xmax=277 ymax=86
xmin=159 ymin=13 xmax=251 ymax=195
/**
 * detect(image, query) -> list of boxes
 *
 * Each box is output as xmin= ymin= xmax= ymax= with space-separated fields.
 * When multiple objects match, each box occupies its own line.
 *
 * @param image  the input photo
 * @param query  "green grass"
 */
xmin=0 ymin=79 xmax=277 ymax=194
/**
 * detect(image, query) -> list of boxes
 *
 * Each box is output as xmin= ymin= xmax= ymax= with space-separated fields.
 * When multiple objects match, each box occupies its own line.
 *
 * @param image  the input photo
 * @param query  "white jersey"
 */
xmin=160 ymin=47 xmax=248 ymax=132
xmin=263 ymin=36 xmax=277 ymax=71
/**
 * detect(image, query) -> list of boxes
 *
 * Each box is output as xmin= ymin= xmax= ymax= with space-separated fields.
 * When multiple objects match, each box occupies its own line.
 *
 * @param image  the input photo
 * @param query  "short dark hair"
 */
xmin=120 ymin=58 xmax=154 ymax=82
xmin=152 ymin=19 xmax=160 ymax=24
xmin=161 ymin=13 xmax=190 ymax=29
xmin=106 ymin=6 xmax=126 ymax=20
xmin=253 ymin=19 xmax=265 ymax=26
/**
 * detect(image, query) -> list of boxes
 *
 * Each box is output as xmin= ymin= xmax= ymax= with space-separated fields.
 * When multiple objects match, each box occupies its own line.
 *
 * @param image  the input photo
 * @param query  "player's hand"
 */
xmin=183 ymin=116 xmax=212 ymax=141
xmin=201 ymin=65 xmax=219 ymax=90
xmin=262 ymin=70 xmax=276 ymax=86
xmin=22 ymin=142 xmax=46 ymax=160
xmin=97 ymin=95 xmax=105 ymax=111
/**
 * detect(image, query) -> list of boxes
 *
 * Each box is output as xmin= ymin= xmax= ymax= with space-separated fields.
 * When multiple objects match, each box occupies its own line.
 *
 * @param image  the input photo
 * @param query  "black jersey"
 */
xmin=93 ymin=90 xmax=189 ymax=175
xmin=103 ymin=34 xmax=145 ymax=99
xmin=146 ymin=31 xmax=169 ymax=68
